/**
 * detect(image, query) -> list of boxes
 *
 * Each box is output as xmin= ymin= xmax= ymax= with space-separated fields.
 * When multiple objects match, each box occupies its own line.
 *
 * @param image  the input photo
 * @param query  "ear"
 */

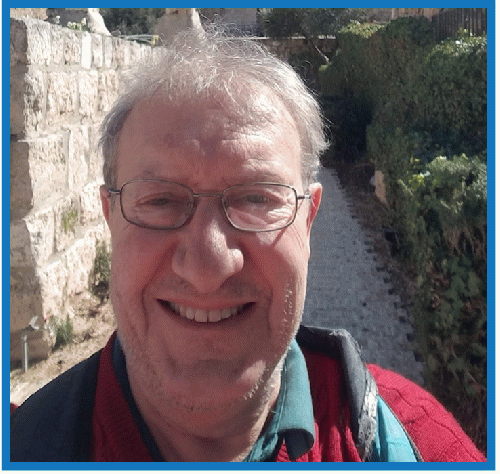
xmin=100 ymin=185 xmax=111 ymax=225
xmin=306 ymin=182 xmax=322 ymax=233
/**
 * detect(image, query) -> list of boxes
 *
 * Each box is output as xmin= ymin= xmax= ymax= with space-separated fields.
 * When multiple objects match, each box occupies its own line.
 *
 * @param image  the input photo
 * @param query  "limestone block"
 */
xmin=63 ymin=28 xmax=82 ymax=65
xmin=10 ymin=67 xmax=45 ymax=135
xmin=10 ymin=267 xmax=43 ymax=333
xmin=79 ymin=70 xmax=98 ymax=118
xmin=114 ymin=37 xmax=130 ymax=68
xmin=91 ymin=33 xmax=103 ymax=68
xmin=68 ymin=125 xmax=90 ymax=190
xmin=10 ymin=220 xmax=35 ymax=268
xmin=46 ymin=71 xmax=78 ymax=124
xmin=24 ymin=206 xmax=56 ymax=266
xmin=81 ymin=32 xmax=92 ymax=69
xmin=80 ymin=181 xmax=103 ymax=224
xmin=10 ymin=329 xmax=52 ymax=364
xmin=51 ymin=23 xmax=65 ymax=65
xmin=10 ymin=19 xmax=28 ymax=68
xmin=10 ymin=141 xmax=33 ymax=220
xmin=102 ymin=35 xmax=115 ymax=68
xmin=10 ymin=8 xmax=48 ymax=21
xmin=11 ymin=136 xmax=67 ymax=217
xmin=39 ymin=256 xmax=69 ymax=321
xmin=65 ymin=237 xmax=95 ymax=296
xmin=54 ymin=196 xmax=80 ymax=253
xmin=88 ymin=128 xmax=104 ymax=180
xmin=97 ymin=70 xmax=119 ymax=114
xmin=10 ymin=18 xmax=52 ymax=66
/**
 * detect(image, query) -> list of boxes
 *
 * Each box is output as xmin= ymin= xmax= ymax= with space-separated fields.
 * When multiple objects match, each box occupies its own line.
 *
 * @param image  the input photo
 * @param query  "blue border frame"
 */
xmin=3 ymin=3 xmax=495 ymax=471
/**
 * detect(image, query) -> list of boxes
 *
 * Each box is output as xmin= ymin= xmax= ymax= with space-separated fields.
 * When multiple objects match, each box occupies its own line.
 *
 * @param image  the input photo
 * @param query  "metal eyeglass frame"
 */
xmin=106 ymin=179 xmax=311 ymax=232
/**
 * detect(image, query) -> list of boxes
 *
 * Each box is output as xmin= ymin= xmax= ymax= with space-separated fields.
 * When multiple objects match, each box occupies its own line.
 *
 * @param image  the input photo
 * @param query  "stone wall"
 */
xmin=10 ymin=17 xmax=158 ymax=361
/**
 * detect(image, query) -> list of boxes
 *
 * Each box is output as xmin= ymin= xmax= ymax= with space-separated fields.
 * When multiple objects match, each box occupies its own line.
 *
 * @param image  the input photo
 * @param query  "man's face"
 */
xmin=101 ymin=92 xmax=322 ymax=420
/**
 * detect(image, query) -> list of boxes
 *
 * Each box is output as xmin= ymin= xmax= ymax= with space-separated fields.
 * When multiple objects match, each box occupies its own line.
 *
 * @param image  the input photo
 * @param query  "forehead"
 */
xmin=116 ymin=89 xmax=302 ymax=184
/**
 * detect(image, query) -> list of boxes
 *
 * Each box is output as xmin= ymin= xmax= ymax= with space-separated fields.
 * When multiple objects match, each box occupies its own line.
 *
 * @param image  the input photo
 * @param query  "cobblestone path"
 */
xmin=302 ymin=167 xmax=424 ymax=385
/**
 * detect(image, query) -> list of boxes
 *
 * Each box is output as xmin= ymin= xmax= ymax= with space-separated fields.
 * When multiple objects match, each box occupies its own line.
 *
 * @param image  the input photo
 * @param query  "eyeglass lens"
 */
xmin=119 ymin=181 xmax=298 ymax=231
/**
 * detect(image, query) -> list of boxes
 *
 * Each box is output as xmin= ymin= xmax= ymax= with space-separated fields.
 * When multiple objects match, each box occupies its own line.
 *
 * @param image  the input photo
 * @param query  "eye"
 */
xmin=137 ymin=193 xmax=184 ymax=208
xmin=244 ymin=194 xmax=272 ymax=205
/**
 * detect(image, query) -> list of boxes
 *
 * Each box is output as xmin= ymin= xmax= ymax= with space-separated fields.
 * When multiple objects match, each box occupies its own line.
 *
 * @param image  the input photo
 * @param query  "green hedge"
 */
xmin=399 ymin=155 xmax=487 ymax=449
xmin=319 ymin=22 xmax=382 ymax=103
xmin=413 ymin=32 xmax=487 ymax=156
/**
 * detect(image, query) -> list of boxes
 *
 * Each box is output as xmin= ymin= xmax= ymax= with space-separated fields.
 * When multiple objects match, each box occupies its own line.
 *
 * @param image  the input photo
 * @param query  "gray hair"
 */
xmin=99 ymin=27 xmax=328 ymax=188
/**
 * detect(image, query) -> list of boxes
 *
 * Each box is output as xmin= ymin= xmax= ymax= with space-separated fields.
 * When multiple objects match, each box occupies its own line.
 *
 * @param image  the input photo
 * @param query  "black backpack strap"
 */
xmin=10 ymin=350 xmax=102 ymax=462
xmin=296 ymin=325 xmax=378 ymax=461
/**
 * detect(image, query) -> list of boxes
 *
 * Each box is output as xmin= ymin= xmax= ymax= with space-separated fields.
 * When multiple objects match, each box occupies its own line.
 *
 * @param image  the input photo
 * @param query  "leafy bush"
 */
xmin=100 ymin=8 xmax=165 ymax=36
xmin=53 ymin=316 xmax=74 ymax=351
xmin=89 ymin=241 xmax=111 ymax=304
xmin=398 ymin=155 xmax=487 ymax=450
xmin=319 ymin=22 xmax=382 ymax=101
xmin=368 ymin=17 xmax=435 ymax=108
xmin=413 ymin=32 xmax=487 ymax=156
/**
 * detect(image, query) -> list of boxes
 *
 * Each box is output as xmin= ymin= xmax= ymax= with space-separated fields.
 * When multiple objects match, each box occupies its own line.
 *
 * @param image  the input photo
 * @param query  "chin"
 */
xmin=118 ymin=324 xmax=282 ymax=414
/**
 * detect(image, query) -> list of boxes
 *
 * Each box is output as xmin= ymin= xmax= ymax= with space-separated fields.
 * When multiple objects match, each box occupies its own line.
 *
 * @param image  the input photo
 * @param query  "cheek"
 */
xmin=110 ymin=227 xmax=171 ymax=296
xmin=255 ymin=226 xmax=311 ymax=317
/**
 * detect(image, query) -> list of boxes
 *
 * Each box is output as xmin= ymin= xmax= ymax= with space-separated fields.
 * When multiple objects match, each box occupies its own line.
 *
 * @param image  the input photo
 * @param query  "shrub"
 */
xmin=397 ymin=155 xmax=487 ymax=451
xmin=318 ymin=22 xmax=382 ymax=102
xmin=53 ymin=316 xmax=74 ymax=351
xmin=89 ymin=241 xmax=111 ymax=304
xmin=368 ymin=17 xmax=435 ymax=108
xmin=413 ymin=32 xmax=487 ymax=156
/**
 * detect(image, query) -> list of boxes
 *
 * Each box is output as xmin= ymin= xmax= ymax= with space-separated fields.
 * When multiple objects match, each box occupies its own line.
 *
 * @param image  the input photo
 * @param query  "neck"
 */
xmin=128 ymin=368 xmax=282 ymax=462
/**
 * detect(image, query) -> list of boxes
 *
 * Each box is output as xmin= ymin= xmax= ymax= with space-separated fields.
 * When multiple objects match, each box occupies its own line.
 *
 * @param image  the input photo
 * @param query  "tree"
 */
xmin=100 ymin=8 xmax=165 ymax=36
xmin=261 ymin=8 xmax=368 ymax=62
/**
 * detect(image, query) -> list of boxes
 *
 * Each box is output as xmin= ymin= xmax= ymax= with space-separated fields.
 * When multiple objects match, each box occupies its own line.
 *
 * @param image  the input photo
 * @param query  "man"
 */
xmin=11 ymin=29 xmax=485 ymax=462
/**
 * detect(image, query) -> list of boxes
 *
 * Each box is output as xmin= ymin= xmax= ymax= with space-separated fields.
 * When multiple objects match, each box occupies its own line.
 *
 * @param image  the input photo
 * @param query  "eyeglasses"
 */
xmin=107 ymin=180 xmax=310 ymax=232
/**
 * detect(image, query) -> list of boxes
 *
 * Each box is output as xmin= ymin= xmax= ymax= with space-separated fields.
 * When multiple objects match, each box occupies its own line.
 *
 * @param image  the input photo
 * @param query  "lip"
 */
xmin=158 ymin=300 xmax=253 ymax=324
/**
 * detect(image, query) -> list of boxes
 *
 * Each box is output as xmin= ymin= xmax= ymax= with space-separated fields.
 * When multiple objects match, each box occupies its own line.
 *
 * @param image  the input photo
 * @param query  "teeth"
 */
xmin=167 ymin=302 xmax=246 ymax=323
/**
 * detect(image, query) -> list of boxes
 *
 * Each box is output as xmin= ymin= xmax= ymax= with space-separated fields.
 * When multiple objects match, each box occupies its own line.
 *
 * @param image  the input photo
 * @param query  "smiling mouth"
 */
xmin=161 ymin=301 xmax=251 ymax=323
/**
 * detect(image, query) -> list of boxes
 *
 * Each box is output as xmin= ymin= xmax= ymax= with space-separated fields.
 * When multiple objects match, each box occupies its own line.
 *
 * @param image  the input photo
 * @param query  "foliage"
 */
xmin=61 ymin=206 xmax=79 ymax=234
xmin=397 ymin=155 xmax=487 ymax=450
xmin=368 ymin=16 xmax=435 ymax=109
xmin=413 ymin=32 xmax=487 ymax=156
xmin=89 ymin=241 xmax=111 ymax=304
xmin=261 ymin=9 xmax=368 ymax=66
xmin=53 ymin=316 xmax=74 ymax=351
xmin=100 ymin=8 xmax=165 ymax=36
xmin=261 ymin=8 xmax=368 ymax=39
xmin=319 ymin=22 xmax=382 ymax=101
xmin=66 ymin=18 xmax=89 ymax=32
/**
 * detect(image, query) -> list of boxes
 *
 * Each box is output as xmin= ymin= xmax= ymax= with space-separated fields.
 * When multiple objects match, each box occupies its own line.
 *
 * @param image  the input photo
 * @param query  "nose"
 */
xmin=171 ymin=199 xmax=244 ymax=293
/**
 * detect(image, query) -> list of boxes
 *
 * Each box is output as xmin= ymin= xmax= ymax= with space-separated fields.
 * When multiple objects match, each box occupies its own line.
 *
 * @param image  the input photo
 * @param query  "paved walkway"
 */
xmin=303 ymin=167 xmax=424 ymax=385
